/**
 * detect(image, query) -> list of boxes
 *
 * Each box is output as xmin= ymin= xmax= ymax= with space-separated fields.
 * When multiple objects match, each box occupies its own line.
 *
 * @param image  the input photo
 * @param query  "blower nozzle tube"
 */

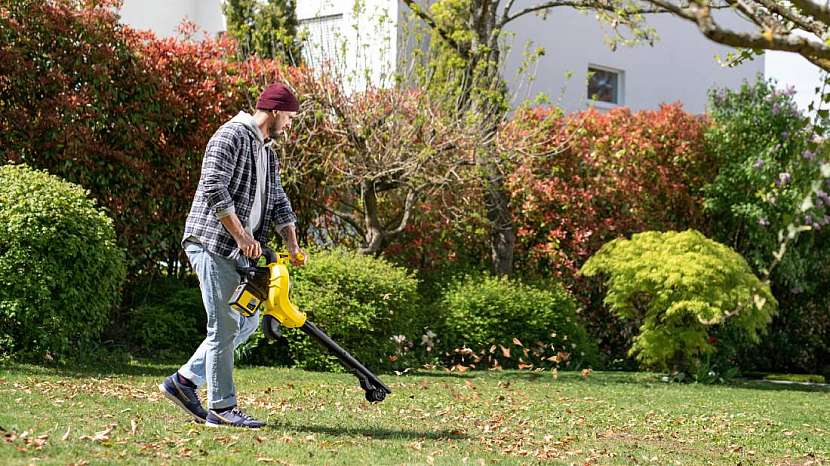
xmin=300 ymin=321 xmax=392 ymax=402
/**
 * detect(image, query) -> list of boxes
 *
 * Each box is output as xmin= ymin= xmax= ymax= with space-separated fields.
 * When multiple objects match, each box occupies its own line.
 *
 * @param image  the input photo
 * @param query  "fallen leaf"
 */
xmin=581 ymin=368 xmax=593 ymax=380
xmin=61 ymin=426 xmax=71 ymax=441
xmin=512 ymin=338 xmax=523 ymax=347
xmin=80 ymin=424 xmax=116 ymax=443
xmin=130 ymin=419 xmax=137 ymax=436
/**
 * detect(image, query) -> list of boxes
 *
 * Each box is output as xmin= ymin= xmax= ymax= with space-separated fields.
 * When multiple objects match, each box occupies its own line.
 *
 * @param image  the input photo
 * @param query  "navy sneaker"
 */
xmin=158 ymin=374 xmax=208 ymax=423
xmin=205 ymin=407 xmax=265 ymax=429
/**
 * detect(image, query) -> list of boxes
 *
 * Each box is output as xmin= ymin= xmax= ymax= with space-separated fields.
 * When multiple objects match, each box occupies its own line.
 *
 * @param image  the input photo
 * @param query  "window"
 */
xmin=587 ymin=66 xmax=622 ymax=105
xmin=299 ymin=14 xmax=344 ymax=70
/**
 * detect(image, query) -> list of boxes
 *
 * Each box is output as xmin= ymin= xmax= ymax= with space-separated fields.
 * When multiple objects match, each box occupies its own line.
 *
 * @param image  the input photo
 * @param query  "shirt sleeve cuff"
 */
xmin=274 ymin=221 xmax=295 ymax=233
xmin=215 ymin=204 xmax=236 ymax=220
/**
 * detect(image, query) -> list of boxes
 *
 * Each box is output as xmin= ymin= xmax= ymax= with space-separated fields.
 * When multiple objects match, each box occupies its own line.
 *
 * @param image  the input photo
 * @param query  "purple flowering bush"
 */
xmin=703 ymin=77 xmax=830 ymax=376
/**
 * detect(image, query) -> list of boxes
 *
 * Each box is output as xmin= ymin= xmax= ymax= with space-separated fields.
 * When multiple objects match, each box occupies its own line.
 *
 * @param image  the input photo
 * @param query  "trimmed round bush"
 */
xmin=437 ymin=274 xmax=599 ymax=369
xmin=0 ymin=164 xmax=126 ymax=358
xmin=240 ymin=248 xmax=421 ymax=371
xmin=581 ymin=230 xmax=777 ymax=376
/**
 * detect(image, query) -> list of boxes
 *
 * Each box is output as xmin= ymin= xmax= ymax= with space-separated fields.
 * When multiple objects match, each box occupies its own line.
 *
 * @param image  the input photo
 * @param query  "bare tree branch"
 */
xmin=501 ymin=0 xmax=520 ymax=25
xmin=316 ymin=201 xmax=366 ymax=236
xmin=642 ymin=0 xmax=830 ymax=70
xmin=790 ymin=0 xmax=830 ymax=24
xmin=499 ymin=0 xmax=681 ymax=27
xmin=386 ymin=189 xmax=420 ymax=236
xmin=754 ymin=0 xmax=825 ymax=36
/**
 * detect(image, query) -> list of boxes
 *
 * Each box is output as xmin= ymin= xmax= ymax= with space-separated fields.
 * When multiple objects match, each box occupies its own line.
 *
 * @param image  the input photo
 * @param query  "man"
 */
xmin=159 ymin=82 xmax=306 ymax=428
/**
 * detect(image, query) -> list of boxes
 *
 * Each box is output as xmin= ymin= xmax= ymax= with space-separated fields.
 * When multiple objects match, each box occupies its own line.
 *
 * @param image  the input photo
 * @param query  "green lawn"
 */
xmin=1 ymin=359 xmax=827 ymax=465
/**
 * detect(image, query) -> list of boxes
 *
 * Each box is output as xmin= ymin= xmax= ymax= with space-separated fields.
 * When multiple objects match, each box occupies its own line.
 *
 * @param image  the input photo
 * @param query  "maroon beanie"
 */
xmin=256 ymin=82 xmax=299 ymax=112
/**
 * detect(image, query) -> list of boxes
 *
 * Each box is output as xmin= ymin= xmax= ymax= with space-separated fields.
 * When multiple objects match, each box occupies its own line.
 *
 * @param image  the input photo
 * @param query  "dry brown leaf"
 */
xmin=130 ymin=419 xmax=137 ymax=436
xmin=581 ymin=368 xmax=593 ymax=380
xmin=512 ymin=338 xmax=523 ymax=347
xmin=81 ymin=424 xmax=116 ymax=443
xmin=61 ymin=426 xmax=71 ymax=441
xmin=499 ymin=345 xmax=511 ymax=358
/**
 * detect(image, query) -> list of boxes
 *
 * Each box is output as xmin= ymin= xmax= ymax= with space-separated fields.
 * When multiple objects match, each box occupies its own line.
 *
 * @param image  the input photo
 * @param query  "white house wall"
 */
xmin=297 ymin=0 xmax=399 ymax=92
xmin=500 ymin=5 xmax=764 ymax=114
xmin=118 ymin=1 xmax=821 ymax=117
xmin=119 ymin=0 xmax=225 ymax=39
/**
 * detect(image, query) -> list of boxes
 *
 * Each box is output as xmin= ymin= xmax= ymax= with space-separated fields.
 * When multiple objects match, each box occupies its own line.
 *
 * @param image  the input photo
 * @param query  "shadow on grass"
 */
xmin=407 ymin=369 xmax=830 ymax=393
xmin=5 ymin=355 xmax=827 ymax=394
xmin=0 ymin=352 xmax=180 ymax=379
xmin=271 ymin=422 xmax=467 ymax=440
xmin=728 ymin=379 xmax=830 ymax=394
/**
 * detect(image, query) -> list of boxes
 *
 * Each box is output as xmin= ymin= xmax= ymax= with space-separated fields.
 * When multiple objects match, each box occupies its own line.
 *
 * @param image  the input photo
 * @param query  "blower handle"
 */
xmin=261 ymin=246 xmax=278 ymax=265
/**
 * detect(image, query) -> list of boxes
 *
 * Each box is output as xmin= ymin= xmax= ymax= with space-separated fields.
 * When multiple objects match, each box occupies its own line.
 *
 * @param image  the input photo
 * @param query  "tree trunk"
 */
xmin=360 ymin=179 xmax=384 ymax=255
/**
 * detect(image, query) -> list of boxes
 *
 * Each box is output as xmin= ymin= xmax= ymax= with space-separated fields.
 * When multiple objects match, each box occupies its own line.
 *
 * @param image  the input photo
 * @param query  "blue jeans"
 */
xmin=179 ymin=240 xmax=259 ymax=409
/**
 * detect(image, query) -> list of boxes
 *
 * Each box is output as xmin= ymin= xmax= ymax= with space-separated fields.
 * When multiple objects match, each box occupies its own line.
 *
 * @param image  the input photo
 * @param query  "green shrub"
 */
xmin=436 ymin=274 xmax=599 ymax=369
xmin=116 ymin=276 xmax=205 ymax=355
xmin=704 ymin=77 xmax=819 ymax=281
xmin=704 ymin=77 xmax=830 ymax=375
xmin=0 ymin=164 xmax=126 ymax=358
xmin=581 ymin=230 xmax=777 ymax=376
xmin=239 ymin=248 xmax=421 ymax=372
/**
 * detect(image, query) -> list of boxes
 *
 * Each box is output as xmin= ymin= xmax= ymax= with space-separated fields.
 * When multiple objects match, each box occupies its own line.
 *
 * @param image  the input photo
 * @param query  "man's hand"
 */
xmin=280 ymin=224 xmax=306 ymax=267
xmin=288 ymin=245 xmax=307 ymax=267
xmin=236 ymin=231 xmax=262 ymax=259
xmin=218 ymin=212 xmax=262 ymax=259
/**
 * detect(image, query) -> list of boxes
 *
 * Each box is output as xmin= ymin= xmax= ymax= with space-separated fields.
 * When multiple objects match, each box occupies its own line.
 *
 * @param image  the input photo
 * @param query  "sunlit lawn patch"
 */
xmin=1 ymin=360 xmax=827 ymax=465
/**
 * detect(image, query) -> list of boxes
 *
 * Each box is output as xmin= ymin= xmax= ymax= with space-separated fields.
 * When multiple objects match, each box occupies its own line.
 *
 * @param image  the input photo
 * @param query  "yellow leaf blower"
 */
xmin=229 ymin=247 xmax=391 ymax=403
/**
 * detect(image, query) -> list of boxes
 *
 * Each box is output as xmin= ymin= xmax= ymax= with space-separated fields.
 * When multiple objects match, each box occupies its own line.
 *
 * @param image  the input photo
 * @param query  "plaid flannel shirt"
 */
xmin=182 ymin=120 xmax=296 ymax=258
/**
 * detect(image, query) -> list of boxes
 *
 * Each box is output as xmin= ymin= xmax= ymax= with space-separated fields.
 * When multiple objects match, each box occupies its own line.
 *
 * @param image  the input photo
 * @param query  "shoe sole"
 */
xmin=204 ymin=420 xmax=263 ymax=429
xmin=158 ymin=383 xmax=206 ymax=424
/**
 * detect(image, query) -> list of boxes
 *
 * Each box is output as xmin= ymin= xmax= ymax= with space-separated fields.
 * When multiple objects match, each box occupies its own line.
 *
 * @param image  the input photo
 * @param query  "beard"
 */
xmin=267 ymin=120 xmax=281 ymax=140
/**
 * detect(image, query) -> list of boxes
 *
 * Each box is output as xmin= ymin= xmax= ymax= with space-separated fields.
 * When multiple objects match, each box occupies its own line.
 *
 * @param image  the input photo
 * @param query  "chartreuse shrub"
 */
xmin=0 ymin=164 xmax=126 ymax=358
xmin=238 ymin=248 xmax=421 ymax=372
xmin=437 ymin=274 xmax=599 ymax=369
xmin=581 ymin=230 xmax=776 ymax=377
